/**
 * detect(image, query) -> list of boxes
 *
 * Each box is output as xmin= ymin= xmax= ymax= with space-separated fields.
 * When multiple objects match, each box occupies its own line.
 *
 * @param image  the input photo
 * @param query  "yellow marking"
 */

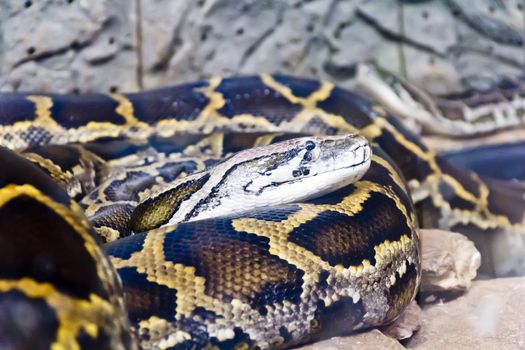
xmin=375 ymin=118 xmax=431 ymax=161
xmin=359 ymin=119 xmax=384 ymax=139
xmin=371 ymin=154 xmax=406 ymax=191
xmin=108 ymin=94 xmax=153 ymax=138
xmin=181 ymin=133 xmax=224 ymax=157
xmin=26 ymin=96 xmax=55 ymax=122
xmin=254 ymin=133 xmax=285 ymax=147
xmin=23 ymin=152 xmax=85 ymax=199
xmin=26 ymin=95 xmax=147 ymax=142
xmin=0 ymin=278 xmax=119 ymax=350
xmin=474 ymin=172 xmax=490 ymax=210
xmin=0 ymin=184 xmax=119 ymax=296
xmin=374 ymin=235 xmax=413 ymax=271
xmin=372 ymin=117 xmax=524 ymax=231
xmin=260 ymin=74 xmax=364 ymax=134
xmin=0 ymin=94 xmax=156 ymax=149
xmin=155 ymin=78 xmax=280 ymax=135
xmin=110 ymin=93 xmax=141 ymax=124
xmin=138 ymin=316 xmax=192 ymax=348
xmin=156 ymin=77 xmax=225 ymax=134
xmin=95 ymin=226 xmax=121 ymax=242
xmin=282 ymin=108 xmax=358 ymax=134
xmin=440 ymin=174 xmax=478 ymax=203
xmin=0 ymin=95 xmax=63 ymax=136
xmin=372 ymin=104 xmax=388 ymax=117
xmin=22 ymin=152 xmax=71 ymax=185
xmin=111 ymin=227 xmax=218 ymax=320
xmin=260 ymin=74 xmax=334 ymax=108
xmin=232 ymin=180 xmax=416 ymax=286
xmin=198 ymin=76 xmax=226 ymax=113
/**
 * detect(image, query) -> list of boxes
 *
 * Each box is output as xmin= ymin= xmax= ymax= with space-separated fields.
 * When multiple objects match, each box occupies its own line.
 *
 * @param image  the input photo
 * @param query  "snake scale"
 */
xmin=0 ymin=74 xmax=524 ymax=349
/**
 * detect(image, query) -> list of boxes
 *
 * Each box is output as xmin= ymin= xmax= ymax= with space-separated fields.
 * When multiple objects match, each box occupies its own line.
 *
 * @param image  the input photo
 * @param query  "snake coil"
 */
xmin=0 ymin=74 xmax=523 ymax=349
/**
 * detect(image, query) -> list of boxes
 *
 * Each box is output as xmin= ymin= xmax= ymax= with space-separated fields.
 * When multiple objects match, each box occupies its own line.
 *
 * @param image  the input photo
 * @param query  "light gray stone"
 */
xmin=1 ymin=0 xmax=524 ymax=93
xmin=296 ymin=329 xmax=404 ymax=350
xmin=0 ymin=0 xmax=138 ymax=93
xmin=407 ymin=277 xmax=525 ymax=349
xmin=420 ymin=229 xmax=481 ymax=294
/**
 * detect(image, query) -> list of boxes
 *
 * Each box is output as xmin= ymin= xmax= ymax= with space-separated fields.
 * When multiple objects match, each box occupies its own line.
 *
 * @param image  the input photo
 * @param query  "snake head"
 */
xmin=239 ymin=134 xmax=372 ymax=204
xmin=130 ymin=134 xmax=372 ymax=231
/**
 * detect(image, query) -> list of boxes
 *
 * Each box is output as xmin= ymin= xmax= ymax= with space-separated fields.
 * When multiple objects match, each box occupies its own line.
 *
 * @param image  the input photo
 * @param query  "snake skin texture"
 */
xmin=357 ymin=63 xmax=525 ymax=139
xmin=0 ymin=74 xmax=524 ymax=349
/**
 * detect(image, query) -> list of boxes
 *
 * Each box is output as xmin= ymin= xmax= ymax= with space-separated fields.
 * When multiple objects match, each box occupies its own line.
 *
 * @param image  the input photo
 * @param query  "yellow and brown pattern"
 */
xmin=0 ymin=74 xmax=523 ymax=349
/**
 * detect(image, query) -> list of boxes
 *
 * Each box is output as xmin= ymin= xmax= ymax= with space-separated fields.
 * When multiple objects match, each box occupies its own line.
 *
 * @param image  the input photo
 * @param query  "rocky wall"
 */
xmin=0 ymin=0 xmax=523 ymax=94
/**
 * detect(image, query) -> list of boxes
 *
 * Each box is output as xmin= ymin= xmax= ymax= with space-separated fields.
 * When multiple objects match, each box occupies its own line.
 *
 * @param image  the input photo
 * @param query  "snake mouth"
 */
xmin=300 ymin=135 xmax=371 ymax=177
xmin=283 ymin=154 xmax=371 ymax=187
xmin=249 ymin=139 xmax=372 ymax=202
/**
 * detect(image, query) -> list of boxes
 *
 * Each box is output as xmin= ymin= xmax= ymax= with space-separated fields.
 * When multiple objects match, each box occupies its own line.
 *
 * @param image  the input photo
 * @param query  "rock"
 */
xmin=1 ymin=0 xmax=524 ymax=93
xmin=0 ymin=0 xmax=138 ymax=93
xmin=296 ymin=329 xmax=404 ymax=350
xmin=382 ymin=301 xmax=422 ymax=340
xmin=407 ymin=276 xmax=525 ymax=349
xmin=420 ymin=229 xmax=481 ymax=295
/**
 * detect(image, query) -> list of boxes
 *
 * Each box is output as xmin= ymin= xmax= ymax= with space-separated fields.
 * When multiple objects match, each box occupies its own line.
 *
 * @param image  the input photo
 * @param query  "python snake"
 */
xmin=357 ymin=63 xmax=525 ymax=138
xmin=0 ymin=74 xmax=524 ymax=349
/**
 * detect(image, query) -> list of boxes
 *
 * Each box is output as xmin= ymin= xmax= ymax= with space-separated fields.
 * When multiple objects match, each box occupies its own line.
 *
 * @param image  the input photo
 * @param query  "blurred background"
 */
xmin=1 ymin=0 xmax=523 ymax=94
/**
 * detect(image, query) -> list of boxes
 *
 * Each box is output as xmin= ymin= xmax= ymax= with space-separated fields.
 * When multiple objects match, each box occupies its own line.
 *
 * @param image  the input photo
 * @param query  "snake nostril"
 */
xmin=292 ymin=169 xmax=302 ymax=177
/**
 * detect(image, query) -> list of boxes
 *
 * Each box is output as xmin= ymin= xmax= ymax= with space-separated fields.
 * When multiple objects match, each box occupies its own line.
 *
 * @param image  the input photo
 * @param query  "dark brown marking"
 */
xmin=436 ymin=157 xmax=481 ymax=198
xmin=485 ymin=178 xmax=525 ymax=224
xmin=116 ymin=267 xmax=177 ymax=324
xmin=0 ymin=291 xmax=58 ymax=350
xmin=126 ymin=81 xmax=209 ymax=123
xmin=386 ymin=262 xmax=418 ymax=321
xmin=0 ymin=196 xmax=108 ymax=300
xmin=0 ymin=94 xmax=38 ymax=125
xmin=290 ymin=194 xmax=411 ymax=267
xmin=439 ymin=181 xmax=476 ymax=211
xmin=309 ymin=296 xmax=365 ymax=343
xmin=217 ymin=76 xmax=303 ymax=122
xmin=161 ymin=219 xmax=304 ymax=310
xmin=316 ymin=87 xmax=375 ymax=129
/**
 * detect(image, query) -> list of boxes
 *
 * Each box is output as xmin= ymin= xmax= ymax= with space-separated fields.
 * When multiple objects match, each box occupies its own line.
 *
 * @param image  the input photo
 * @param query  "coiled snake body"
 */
xmin=0 ymin=75 xmax=523 ymax=349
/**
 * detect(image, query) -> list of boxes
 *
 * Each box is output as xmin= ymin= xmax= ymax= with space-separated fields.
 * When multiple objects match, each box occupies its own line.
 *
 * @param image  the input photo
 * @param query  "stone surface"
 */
xmin=296 ymin=329 xmax=404 ymax=350
xmin=1 ymin=0 xmax=524 ymax=93
xmin=407 ymin=276 xmax=525 ymax=349
xmin=420 ymin=229 xmax=481 ymax=294
xmin=0 ymin=0 xmax=138 ymax=93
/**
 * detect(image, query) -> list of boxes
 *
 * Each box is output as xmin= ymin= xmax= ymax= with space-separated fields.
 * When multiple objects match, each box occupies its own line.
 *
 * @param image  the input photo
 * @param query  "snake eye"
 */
xmin=305 ymin=141 xmax=315 ymax=151
xmin=292 ymin=169 xmax=302 ymax=177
